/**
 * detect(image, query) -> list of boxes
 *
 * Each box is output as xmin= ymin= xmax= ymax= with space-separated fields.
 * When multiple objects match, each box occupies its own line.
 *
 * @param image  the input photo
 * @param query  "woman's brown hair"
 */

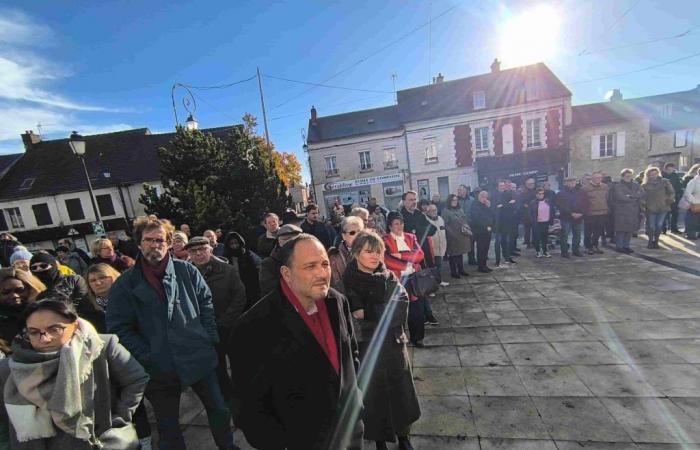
xmin=0 ymin=267 xmax=46 ymax=302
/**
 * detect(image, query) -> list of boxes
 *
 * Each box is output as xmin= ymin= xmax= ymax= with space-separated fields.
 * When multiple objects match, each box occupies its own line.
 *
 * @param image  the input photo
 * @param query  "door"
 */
xmin=438 ymin=176 xmax=450 ymax=200
xmin=502 ymin=124 xmax=514 ymax=155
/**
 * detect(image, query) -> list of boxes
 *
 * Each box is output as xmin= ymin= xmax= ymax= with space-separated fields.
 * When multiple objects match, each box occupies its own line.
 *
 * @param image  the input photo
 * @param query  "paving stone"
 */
xmin=603 ymin=305 xmax=670 ymax=321
xmin=635 ymin=364 xmax=700 ymax=397
xmin=423 ymin=328 xmax=457 ymax=346
xmin=532 ymin=397 xmax=632 ymax=442
xmin=451 ymin=311 xmax=491 ymax=327
xmin=457 ymin=344 xmax=511 ymax=366
xmin=503 ymin=342 xmax=566 ymax=365
xmin=600 ymin=397 xmax=700 ymax=443
xmin=453 ymin=326 xmax=499 ymax=345
xmin=523 ymin=308 xmax=574 ymax=325
xmin=536 ymin=323 xmax=598 ymax=342
xmin=480 ymin=300 xmax=520 ymax=312
xmin=470 ymin=396 xmax=550 ymax=439
xmin=413 ymin=367 xmax=468 ymax=396
xmin=413 ymin=345 xmax=461 ymax=367
xmin=552 ymin=341 xmax=627 ymax=365
xmin=604 ymin=340 xmax=689 ymax=364
xmin=462 ymin=366 xmax=528 ymax=396
xmin=510 ymin=297 xmax=552 ymax=309
xmin=412 ymin=396 xmax=477 ymax=437
xmin=515 ymin=365 xmax=593 ymax=397
xmin=494 ymin=325 xmax=546 ymax=343
xmin=669 ymin=397 xmax=700 ymax=420
xmin=445 ymin=292 xmax=477 ymax=303
xmin=447 ymin=303 xmax=482 ymax=315
xmin=479 ymin=438 xmax=557 ymax=449
xmin=572 ymin=365 xmax=660 ymax=397
xmin=652 ymin=304 xmax=700 ymax=319
xmin=562 ymin=307 xmax=621 ymax=323
xmin=555 ymin=442 xmax=638 ymax=449
xmin=486 ymin=310 xmax=531 ymax=326
xmin=409 ymin=436 xmax=480 ymax=449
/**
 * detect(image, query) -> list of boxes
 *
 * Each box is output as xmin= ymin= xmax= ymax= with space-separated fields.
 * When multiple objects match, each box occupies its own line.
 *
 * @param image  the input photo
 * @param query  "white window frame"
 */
xmin=359 ymin=150 xmax=372 ymax=171
xmin=674 ymin=130 xmax=688 ymax=148
xmin=383 ymin=147 xmax=398 ymax=169
xmin=599 ymin=133 xmax=616 ymax=158
xmin=474 ymin=126 xmax=489 ymax=152
xmin=473 ymin=91 xmax=486 ymax=110
xmin=324 ymin=155 xmax=338 ymax=176
xmin=424 ymin=138 xmax=439 ymax=163
xmin=526 ymin=118 xmax=542 ymax=149
xmin=6 ymin=207 xmax=24 ymax=229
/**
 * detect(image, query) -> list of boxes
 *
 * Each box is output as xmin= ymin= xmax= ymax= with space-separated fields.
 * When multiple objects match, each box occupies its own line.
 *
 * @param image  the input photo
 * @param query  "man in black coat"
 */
xmin=229 ymin=234 xmax=363 ymax=450
xmin=663 ymin=162 xmax=684 ymax=233
xmin=301 ymin=204 xmax=337 ymax=249
xmin=470 ymin=191 xmax=495 ymax=273
xmin=259 ymin=224 xmax=303 ymax=298
xmin=400 ymin=190 xmax=437 ymax=267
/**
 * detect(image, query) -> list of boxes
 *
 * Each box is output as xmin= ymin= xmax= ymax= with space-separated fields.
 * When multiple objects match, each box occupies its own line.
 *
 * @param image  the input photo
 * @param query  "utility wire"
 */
xmin=181 ymin=75 xmax=257 ymax=90
xmin=270 ymin=3 xmax=459 ymax=111
xmin=579 ymin=26 xmax=699 ymax=56
xmin=263 ymin=74 xmax=394 ymax=94
xmin=269 ymin=93 xmax=394 ymax=121
xmin=569 ymin=50 xmax=700 ymax=85
xmin=579 ymin=0 xmax=643 ymax=55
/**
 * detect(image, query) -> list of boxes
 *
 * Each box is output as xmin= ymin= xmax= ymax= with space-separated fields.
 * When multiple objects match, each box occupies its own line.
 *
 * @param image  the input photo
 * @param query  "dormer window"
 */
xmin=473 ymin=91 xmax=486 ymax=110
xmin=19 ymin=178 xmax=35 ymax=189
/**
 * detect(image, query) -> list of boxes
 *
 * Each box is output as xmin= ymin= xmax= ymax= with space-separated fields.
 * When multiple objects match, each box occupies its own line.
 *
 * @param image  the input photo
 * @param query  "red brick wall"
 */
xmin=546 ymin=108 xmax=561 ymax=148
xmin=454 ymin=124 xmax=472 ymax=167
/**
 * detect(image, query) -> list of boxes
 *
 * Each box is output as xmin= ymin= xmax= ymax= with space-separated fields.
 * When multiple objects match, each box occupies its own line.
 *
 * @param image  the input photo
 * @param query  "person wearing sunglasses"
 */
xmin=0 ymin=268 xmax=46 ymax=345
xmin=0 ymin=299 xmax=148 ymax=449
xmin=328 ymin=216 xmax=364 ymax=294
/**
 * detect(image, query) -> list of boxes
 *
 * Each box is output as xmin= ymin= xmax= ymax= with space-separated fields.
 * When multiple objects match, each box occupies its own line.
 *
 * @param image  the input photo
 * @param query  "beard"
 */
xmin=143 ymin=249 xmax=166 ymax=265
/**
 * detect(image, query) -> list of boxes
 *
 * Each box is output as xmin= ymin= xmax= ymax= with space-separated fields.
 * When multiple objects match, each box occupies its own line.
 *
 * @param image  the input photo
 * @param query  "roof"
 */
xmin=0 ymin=153 xmax=22 ymax=178
xmin=396 ymin=63 xmax=571 ymax=123
xmin=570 ymin=102 xmax=644 ymax=130
xmin=0 ymin=125 xmax=237 ymax=201
xmin=307 ymin=105 xmax=400 ymax=144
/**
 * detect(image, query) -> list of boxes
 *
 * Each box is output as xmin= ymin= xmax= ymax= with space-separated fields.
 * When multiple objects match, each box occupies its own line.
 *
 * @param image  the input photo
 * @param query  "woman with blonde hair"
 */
xmin=641 ymin=166 xmax=675 ymax=248
xmin=85 ymin=263 xmax=122 ymax=329
xmin=90 ymin=238 xmax=135 ymax=273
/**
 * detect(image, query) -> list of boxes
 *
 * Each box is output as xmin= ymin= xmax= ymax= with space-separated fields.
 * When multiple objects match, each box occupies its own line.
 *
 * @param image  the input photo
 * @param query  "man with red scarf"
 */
xmin=229 ymin=234 xmax=363 ymax=450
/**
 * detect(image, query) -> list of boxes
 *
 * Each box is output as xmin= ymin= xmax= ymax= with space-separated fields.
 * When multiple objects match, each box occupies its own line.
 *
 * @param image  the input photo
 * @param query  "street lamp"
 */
xmin=69 ymin=131 xmax=103 ymax=232
xmin=185 ymin=114 xmax=198 ymax=131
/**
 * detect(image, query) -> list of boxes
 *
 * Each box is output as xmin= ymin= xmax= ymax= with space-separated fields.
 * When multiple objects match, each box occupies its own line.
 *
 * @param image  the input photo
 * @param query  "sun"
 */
xmin=498 ymin=4 xmax=561 ymax=67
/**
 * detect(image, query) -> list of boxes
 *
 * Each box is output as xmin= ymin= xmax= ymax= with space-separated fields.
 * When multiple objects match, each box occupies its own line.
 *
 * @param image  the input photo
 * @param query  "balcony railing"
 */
xmin=383 ymin=159 xmax=399 ymax=169
xmin=325 ymin=168 xmax=339 ymax=177
xmin=425 ymin=156 xmax=439 ymax=164
xmin=359 ymin=163 xmax=373 ymax=173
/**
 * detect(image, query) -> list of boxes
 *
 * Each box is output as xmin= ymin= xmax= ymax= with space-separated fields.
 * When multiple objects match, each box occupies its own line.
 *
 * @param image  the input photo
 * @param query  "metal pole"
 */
xmin=79 ymin=155 xmax=102 ymax=224
xmin=257 ymin=67 xmax=272 ymax=154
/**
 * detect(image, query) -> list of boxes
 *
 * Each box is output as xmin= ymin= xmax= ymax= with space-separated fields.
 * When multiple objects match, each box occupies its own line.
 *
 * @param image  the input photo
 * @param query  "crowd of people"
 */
xmin=0 ymin=160 xmax=696 ymax=450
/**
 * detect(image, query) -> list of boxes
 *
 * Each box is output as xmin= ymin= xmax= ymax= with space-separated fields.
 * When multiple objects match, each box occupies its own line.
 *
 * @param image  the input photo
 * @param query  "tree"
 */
xmin=140 ymin=117 xmax=290 ymax=240
xmin=273 ymin=152 xmax=303 ymax=187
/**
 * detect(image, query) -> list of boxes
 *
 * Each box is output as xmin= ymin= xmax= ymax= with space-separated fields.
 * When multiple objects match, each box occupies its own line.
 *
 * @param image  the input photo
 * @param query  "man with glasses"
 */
xmin=107 ymin=216 xmax=238 ymax=450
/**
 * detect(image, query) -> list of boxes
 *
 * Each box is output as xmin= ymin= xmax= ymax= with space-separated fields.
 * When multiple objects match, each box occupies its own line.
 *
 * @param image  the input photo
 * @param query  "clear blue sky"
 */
xmin=1 ymin=0 xmax=699 ymax=182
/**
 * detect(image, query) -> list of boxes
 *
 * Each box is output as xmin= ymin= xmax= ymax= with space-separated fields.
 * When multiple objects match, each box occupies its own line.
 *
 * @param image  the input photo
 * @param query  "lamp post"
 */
xmin=69 ymin=131 xmax=103 ymax=233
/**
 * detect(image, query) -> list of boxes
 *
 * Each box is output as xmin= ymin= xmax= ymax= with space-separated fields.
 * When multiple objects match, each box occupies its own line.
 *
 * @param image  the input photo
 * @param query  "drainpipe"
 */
xmin=402 ymin=130 xmax=413 ymax=189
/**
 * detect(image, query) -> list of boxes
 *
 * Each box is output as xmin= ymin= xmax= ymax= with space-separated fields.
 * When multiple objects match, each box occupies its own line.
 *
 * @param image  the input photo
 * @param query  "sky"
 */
xmin=1 ymin=0 xmax=699 ymax=182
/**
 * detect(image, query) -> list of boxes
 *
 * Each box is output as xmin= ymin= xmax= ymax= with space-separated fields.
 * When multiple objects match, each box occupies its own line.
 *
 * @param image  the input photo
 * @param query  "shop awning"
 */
xmin=475 ymin=147 xmax=569 ymax=184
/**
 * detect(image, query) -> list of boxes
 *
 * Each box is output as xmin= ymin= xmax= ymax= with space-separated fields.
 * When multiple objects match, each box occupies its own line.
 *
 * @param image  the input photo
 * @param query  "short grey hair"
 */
xmin=341 ymin=216 xmax=365 ymax=232
xmin=349 ymin=207 xmax=369 ymax=220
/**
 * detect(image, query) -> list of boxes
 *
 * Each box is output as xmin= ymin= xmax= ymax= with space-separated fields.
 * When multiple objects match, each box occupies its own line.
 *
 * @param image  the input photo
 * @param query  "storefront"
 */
xmin=323 ymin=173 xmax=404 ymax=214
xmin=475 ymin=147 xmax=569 ymax=191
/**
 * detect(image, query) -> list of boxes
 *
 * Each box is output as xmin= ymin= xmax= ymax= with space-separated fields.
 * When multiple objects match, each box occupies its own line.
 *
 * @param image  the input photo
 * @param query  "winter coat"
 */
xmin=458 ymin=196 xmax=474 ymax=219
xmin=684 ymin=175 xmax=700 ymax=206
xmin=469 ymin=201 xmax=495 ymax=235
xmin=425 ymin=215 xmax=447 ymax=258
xmin=641 ymin=177 xmax=675 ymax=214
xmin=256 ymin=234 xmax=277 ymax=258
xmin=300 ymin=220 xmax=337 ymax=250
xmin=0 ymin=335 xmax=148 ymax=450
xmin=582 ymin=182 xmax=610 ymax=216
xmin=400 ymin=207 xmax=436 ymax=266
xmin=383 ymin=232 xmax=424 ymax=301
xmin=663 ymin=171 xmax=684 ymax=201
xmin=259 ymin=248 xmax=283 ymax=299
xmin=492 ymin=191 xmax=517 ymax=233
xmin=610 ymin=181 xmax=645 ymax=232
xmin=342 ymin=259 xmax=420 ymax=442
xmin=106 ymin=257 xmax=219 ymax=387
xmin=61 ymin=253 xmax=88 ymax=276
xmin=90 ymin=254 xmax=134 ymax=274
xmin=223 ymin=232 xmax=262 ymax=309
xmin=229 ymin=287 xmax=363 ymax=450
xmin=196 ymin=256 xmax=247 ymax=329
xmin=528 ymin=198 xmax=555 ymax=225
xmin=328 ymin=241 xmax=352 ymax=294
xmin=441 ymin=207 xmax=471 ymax=255
xmin=556 ymin=187 xmax=588 ymax=224
xmin=0 ymin=306 xmax=22 ymax=345
xmin=518 ymin=188 xmax=537 ymax=224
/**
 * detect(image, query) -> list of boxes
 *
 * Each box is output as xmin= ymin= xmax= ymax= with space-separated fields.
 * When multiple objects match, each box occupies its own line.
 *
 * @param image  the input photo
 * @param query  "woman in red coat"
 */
xmin=383 ymin=211 xmax=426 ymax=347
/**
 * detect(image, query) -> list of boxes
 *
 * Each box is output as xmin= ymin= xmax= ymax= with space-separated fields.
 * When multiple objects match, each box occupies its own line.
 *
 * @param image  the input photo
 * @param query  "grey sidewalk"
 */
xmin=175 ymin=233 xmax=700 ymax=449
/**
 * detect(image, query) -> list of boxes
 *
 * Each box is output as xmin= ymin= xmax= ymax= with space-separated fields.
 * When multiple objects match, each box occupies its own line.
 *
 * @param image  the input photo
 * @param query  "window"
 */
xmin=659 ymin=103 xmax=673 ymax=117
xmin=359 ymin=151 xmax=372 ymax=171
xmin=6 ymin=208 xmax=24 ymax=229
xmin=383 ymin=148 xmax=398 ymax=169
xmin=324 ymin=155 xmax=338 ymax=177
xmin=599 ymin=133 xmax=617 ymax=158
xmin=32 ymin=203 xmax=52 ymax=226
xmin=96 ymin=194 xmax=116 ymax=217
xmin=475 ymin=127 xmax=489 ymax=152
xmin=473 ymin=91 xmax=485 ymax=110
xmin=19 ymin=178 xmax=35 ymax=190
xmin=65 ymin=198 xmax=85 ymax=221
xmin=675 ymin=130 xmax=688 ymax=148
xmin=424 ymin=138 xmax=438 ymax=163
xmin=526 ymin=118 xmax=542 ymax=148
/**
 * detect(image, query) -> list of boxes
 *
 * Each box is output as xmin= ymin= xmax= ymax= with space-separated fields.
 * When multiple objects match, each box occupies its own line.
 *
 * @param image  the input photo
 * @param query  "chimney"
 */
xmin=21 ymin=130 xmax=41 ymax=150
xmin=490 ymin=58 xmax=501 ymax=73
xmin=310 ymin=105 xmax=318 ymax=125
xmin=436 ymin=73 xmax=444 ymax=83
xmin=610 ymin=89 xmax=623 ymax=102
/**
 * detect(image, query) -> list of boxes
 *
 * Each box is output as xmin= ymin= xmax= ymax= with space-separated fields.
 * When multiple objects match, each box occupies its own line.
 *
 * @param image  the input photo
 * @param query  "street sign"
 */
xmin=92 ymin=221 xmax=105 ymax=236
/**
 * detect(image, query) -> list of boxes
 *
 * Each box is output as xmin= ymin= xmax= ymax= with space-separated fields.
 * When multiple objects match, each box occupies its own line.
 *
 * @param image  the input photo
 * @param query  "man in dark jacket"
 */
xmin=256 ymin=212 xmax=280 ymax=258
xmin=259 ymin=224 xmax=303 ymax=298
xmin=230 ymin=234 xmax=363 ymax=450
xmin=663 ymin=162 xmax=684 ymax=233
xmin=400 ymin=190 xmax=437 ymax=267
xmin=107 ymin=216 xmax=236 ymax=450
xmin=492 ymin=181 xmax=517 ymax=267
xmin=470 ymin=191 xmax=495 ymax=273
xmin=518 ymin=178 xmax=538 ymax=249
xmin=301 ymin=204 xmax=337 ymax=249
xmin=187 ymin=236 xmax=247 ymax=407
xmin=556 ymin=177 xmax=588 ymax=258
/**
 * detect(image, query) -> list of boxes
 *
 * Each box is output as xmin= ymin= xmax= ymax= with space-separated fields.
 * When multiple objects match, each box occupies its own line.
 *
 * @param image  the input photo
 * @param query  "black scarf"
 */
xmin=29 ymin=253 xmax=60 ymax=287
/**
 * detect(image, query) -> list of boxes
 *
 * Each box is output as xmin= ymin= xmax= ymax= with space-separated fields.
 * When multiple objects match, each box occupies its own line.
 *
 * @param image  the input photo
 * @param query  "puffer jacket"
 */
xmin=582 ymin=182 xmax=610 ymax=216
xmin=641 ymin=177 xmax=675 ymax=213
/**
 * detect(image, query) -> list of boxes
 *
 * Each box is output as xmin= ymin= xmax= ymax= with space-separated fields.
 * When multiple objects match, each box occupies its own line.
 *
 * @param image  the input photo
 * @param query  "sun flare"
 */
xmin=498 ymin=4 xmax=561 ymax=67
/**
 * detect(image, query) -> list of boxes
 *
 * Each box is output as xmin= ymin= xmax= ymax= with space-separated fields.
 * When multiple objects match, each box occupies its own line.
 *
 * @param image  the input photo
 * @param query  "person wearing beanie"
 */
xmin=9 ymin=247 xmax=32 ymax=272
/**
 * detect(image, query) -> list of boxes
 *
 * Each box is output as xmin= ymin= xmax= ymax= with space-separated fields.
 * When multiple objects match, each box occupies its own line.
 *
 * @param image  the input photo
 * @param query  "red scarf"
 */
xmin=141 ymin=253 xmax=169 ymax=301
xmin=281 ymin=279 xmax=339 ymax=375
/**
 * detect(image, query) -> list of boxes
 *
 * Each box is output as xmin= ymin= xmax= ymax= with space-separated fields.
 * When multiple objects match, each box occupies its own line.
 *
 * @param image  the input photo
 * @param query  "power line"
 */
xmin=579 ymin=26 xmax=699 ymax=56
xmin=579 ymin=0 xmax=642 ymax=55
xmin=269 ymin=93 xmax=394 ymax=121
xmin=270 ymin=3 xmax=459 ymax=111
xmin=263 ymin=74 xmax=394 ymax=94
xmin=569 ymin=50 xmax=700 ymax=85
xmin=181 ymin=75 xmax=257 ymax=90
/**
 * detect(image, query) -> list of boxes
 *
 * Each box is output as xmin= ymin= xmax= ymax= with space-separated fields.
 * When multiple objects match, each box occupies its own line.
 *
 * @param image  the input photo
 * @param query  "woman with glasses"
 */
xmin=342 ymin=231 xmax=420 ymax=450
xmin=0 ymin=299 xmax=148 ymax=449
xmin=329 ymin=216 xmax=364 ymax=293
xmin=90 ymin=238 xmax=135 ymax=273
xmin=0 ymin=268 xmax=46 ymax=346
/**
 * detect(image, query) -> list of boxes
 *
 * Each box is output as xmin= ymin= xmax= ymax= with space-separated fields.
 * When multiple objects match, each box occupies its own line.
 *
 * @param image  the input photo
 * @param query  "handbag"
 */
xmin=406 ymin=267 xmax=440 ymax=298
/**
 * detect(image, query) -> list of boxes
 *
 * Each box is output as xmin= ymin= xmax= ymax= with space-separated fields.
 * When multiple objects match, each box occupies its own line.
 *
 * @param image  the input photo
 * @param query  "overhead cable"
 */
xmin=263 ymin=74 xmax=394 ymax=94
xmin=569 ymin=51 xmax=700 ymax=85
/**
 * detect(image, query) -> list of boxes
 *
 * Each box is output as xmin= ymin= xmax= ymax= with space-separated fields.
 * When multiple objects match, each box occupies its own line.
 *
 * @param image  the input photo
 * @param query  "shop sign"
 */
xmin=324 ymin=173 xmax=402 ymax=191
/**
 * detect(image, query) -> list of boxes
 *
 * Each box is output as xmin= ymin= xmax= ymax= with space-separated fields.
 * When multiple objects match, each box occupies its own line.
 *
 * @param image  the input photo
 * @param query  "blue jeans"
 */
xmin=560 ymin=221 xmax=582 ymax=254
xmin=495 ymin=232 xmax=510 ymax=264
xmin=646 ymin=212 xmax=667 ymax=235
xmin=615 ymin=232 xmax=632 ymax=249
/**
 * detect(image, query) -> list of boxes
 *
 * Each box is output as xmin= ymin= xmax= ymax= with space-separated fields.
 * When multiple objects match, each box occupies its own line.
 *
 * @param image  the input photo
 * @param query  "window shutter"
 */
xmin=591 ymin=135 xmax=600 ymax=160
xmin=616 ymin=132 xmax=626 ymax=156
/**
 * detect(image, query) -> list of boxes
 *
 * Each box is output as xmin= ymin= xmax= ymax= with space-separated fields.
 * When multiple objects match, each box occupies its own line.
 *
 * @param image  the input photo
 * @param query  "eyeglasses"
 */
xmin=24 ymin=324 xmax=71 ymax=341
xmin=142 ymin=237 xmax=167 ymax=246
xmin=30 ymin=262 xmax=51 ymax=272
xmin=1 ymin=286 xmax=26 ymax=296
xmin=342 ymin=230 xmax=359 ymax=236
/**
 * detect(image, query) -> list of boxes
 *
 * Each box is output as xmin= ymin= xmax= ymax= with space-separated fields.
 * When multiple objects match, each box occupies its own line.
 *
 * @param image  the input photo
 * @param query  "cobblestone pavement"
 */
xmin=171 ymin=233 xmax=700 ymax=449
